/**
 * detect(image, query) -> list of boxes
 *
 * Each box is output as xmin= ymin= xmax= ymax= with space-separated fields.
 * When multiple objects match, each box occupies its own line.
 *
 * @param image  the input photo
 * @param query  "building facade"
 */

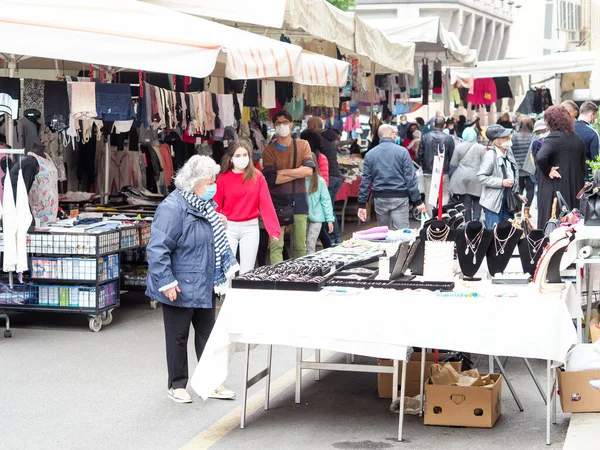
xmin=353 ymin=0 xmax=515 ymax=61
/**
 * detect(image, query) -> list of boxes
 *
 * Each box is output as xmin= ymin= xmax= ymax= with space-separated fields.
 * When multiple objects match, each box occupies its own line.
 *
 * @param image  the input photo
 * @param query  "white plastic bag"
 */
xmin=565 ymin=341 xmax=600 ymax=372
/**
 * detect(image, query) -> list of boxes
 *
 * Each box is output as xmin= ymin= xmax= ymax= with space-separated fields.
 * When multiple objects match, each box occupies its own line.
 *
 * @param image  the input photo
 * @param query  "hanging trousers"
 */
xmin=162 ymin=299 xmax=216 ymax=389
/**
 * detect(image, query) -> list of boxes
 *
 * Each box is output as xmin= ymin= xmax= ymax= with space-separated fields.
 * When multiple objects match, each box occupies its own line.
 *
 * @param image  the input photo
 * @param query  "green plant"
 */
xmin=327 ymin=0 xmax=355 ymax=11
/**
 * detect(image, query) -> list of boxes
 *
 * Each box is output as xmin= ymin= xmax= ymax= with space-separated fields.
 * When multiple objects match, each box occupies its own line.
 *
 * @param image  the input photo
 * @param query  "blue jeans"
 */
xmin=328 ymin=176 xmax=343 ymax=243
xmin=483 ymin=202 xmax=513 ymax=229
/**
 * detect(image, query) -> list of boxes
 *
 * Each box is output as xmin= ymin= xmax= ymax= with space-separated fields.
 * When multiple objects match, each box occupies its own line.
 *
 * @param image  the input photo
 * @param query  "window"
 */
xmin=559 ymin=0 xmax=582 ymax=41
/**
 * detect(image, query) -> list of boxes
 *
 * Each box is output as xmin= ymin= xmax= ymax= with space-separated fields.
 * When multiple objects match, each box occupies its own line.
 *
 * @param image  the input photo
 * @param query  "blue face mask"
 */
xmin=199 ymin=183 xmax=217 ymax=201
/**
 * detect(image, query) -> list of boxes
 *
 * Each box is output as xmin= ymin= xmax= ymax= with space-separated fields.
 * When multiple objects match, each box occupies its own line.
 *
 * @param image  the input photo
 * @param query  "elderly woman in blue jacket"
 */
xmin=146 ymin=155 xmax=239 ymax=404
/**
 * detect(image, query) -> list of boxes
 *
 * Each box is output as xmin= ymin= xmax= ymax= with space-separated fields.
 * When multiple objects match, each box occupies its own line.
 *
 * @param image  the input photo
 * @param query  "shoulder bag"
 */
xmin=543 ymin=198 xmax=560 ymax=237
xmin=556 ymin=190 xmax=581 ymax=226
xmin=579 ymin=170 xmax=600 ymax=226
xmin=274 ymin=140 xmax=297 ymax=226
xmin=500 ymin=160 xmax=522 ymax=213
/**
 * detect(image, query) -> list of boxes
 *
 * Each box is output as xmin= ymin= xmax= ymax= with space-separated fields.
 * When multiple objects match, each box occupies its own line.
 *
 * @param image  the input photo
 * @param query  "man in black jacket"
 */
xmin=418 ymin=116 xmax=455 ymax=216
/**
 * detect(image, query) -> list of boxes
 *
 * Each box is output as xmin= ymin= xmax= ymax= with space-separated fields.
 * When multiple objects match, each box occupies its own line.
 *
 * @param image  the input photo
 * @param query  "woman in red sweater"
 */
xmin=215 ymin=140 xmax=280 ymax=274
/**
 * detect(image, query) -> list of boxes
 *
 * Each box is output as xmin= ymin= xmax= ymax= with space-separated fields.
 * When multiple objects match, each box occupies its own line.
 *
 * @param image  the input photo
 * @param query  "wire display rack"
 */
xmin=0 ymin=230 xmax=124 ymax=332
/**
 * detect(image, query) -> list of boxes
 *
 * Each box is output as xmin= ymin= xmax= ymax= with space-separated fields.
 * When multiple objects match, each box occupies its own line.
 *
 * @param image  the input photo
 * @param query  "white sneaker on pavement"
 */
xmin=167 ymin=388 xmax=192 ymax=404
xmin=208 ymin=385 xmax=236 ymax=400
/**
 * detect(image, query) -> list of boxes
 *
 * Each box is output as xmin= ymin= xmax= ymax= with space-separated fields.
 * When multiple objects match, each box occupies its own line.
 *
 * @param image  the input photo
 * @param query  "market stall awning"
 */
xmin=0 ymin=0 xmax=304 ymax=80
xmin=363 ymin=17 xmax=477 ymax=66
xmin=142 ymin=0 xmax=415 ymax=75
xmin=455 ymin=51 xmax=599 ymax=79
xmin=295 ymin=52 xmax=349 ymax=87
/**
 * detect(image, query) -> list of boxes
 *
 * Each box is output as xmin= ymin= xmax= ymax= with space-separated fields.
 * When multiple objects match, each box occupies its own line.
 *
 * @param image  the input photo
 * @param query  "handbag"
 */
xmin=543 ymin=198 xmax=560 ymax=237
xmin=556 ymin=191 xmax=581 ymax=226
xmin=580 ymin=170 xmax=600 ymax=226
xmin=274 ymin=140 xmax=297 ymax=227
xmin=500 ymin=162 xmax=521 ymax=213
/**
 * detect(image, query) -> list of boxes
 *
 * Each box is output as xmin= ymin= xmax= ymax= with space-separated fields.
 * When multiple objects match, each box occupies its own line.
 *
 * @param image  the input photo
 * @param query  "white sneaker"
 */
xmin=167 ymin=388 xmax=192 ymax=404
xmin=208 ymin=385 xmax=236 ymax=400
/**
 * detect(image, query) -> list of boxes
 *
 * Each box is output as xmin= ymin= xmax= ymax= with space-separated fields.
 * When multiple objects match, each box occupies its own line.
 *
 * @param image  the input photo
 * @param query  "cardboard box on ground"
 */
xmin=557 ymin=368 xmax=600 ymax=413
xmin=424 ymin=363 xmax=503 ymax=428
xmin=377 ymin=353 xmax=463 ymax=399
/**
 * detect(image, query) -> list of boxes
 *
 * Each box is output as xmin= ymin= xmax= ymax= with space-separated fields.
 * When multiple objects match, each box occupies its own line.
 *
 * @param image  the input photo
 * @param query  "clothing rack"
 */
xmin=529 ymin=75 xmax=558 ymax=88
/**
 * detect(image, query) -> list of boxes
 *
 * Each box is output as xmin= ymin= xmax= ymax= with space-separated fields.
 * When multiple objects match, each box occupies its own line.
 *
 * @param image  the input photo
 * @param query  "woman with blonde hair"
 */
xmin=214 ymin=139 xmax=280 ymax=274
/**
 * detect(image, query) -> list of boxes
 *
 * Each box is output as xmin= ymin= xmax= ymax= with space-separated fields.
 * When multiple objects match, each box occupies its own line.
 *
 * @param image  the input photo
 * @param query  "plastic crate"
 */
xmin=26 ymin=231 xmax=120 ymax=256
xmin=0 ymin=284 xmax=39 ymax=305
xmin=30 ymin=254 xmax=119 ymax=282
xmin=120 ymin=227 xmax=141 ymax=249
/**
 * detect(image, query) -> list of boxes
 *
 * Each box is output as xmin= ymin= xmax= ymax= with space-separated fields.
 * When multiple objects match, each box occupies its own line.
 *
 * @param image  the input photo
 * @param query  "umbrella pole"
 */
xmin=370 ymin=61 xmax=376 ymax=125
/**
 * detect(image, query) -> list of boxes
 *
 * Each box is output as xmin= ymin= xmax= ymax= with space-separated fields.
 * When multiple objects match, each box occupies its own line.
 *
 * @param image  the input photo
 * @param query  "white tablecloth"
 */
xmin=191 ymin=283 xmax=578 ymax=399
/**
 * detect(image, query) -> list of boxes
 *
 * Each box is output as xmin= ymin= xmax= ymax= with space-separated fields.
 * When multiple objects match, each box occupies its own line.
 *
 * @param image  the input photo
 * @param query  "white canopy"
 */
xmin=455 ymin=51 xmax=599 ymax=79
xmin=142 ymin=0 xmax=415 ymax=75
xmin=364 ymin=17 xmax=477 ymax=66
xmin=0 ymin=0 xmax=304 ymax=80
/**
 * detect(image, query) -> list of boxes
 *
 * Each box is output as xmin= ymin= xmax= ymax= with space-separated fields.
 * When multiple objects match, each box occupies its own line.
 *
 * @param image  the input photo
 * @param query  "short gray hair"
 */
xmin=378 ymin=124 xmax=396 ymax=139
xmin=173 ymin=155 xmax=220 ymax=193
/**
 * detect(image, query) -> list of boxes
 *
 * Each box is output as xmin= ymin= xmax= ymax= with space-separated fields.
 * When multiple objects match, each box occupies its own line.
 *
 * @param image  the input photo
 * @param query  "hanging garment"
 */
xmin=23 ymin=79 xmax=45 ymax=118
xmin=95 ymin=83 xmax=135 ymax=121
xmin=493 ymin=77 xmax=513 ymax=99
xmin=28 ymin=153 xmax=59 ymax=225
xmin=3 ymin=169 xmax=18 ymax=272
xmin=15 ymin=167 xmax=33 ymax=273
xmin=17 ymin=117 xmax=42 ymax=154
xmin=40 ymin=81 xmax=70 ymax=132
xmin=409 ymin=61 xmax=421 ymax=98
xmin=0 ymin=93 xmax=18 ymax=118
xmin=217 ymin=95 xmax=235 ymax=127
xmin=262 ymin=80 xmax=277 ymax=109
xmin=69 ymin=82 xmax=97 ymax=119
xmin=517 ymin=90 xmax=535 ymax=115
xmin=467 ymin=78 xmax=498 ymax=105
xmin=158 ymin=144 xmax=175 ymax=186
xmin=422 ymin=62 xmax=429 ymax=105
xmin=432 ymin=60 xmax=443 ymax=94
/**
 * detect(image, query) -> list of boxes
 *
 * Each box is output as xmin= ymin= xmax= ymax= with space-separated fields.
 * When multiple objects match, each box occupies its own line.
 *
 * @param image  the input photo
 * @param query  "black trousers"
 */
xmin=461 ymin=194 xmax=482 ymax=222
xmin=519 ymin=175 xmax=535 ymax=206
xmin=162 ymin=299 xmax=216 ymax=389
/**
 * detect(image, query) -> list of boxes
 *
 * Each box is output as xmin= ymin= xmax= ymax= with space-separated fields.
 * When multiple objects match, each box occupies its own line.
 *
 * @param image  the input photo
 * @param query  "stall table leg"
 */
xmin=240 ymin=344 xmax=273 ymax=429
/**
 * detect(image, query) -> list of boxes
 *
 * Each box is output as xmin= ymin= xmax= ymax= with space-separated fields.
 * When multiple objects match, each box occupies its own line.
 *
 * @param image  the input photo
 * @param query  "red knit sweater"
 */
xmin=214 ymin=170 xmax=281 ymax=239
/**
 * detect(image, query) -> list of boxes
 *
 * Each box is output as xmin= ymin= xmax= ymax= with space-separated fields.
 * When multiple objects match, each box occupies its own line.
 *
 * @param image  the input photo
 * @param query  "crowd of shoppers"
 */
xmin=146 ymin=101 xmax=597 ymax=404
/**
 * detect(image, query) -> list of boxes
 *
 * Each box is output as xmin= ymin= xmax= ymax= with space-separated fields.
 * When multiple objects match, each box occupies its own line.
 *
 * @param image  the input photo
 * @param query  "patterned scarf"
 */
xmin=180 ymin=190 xmax=239 ymax=294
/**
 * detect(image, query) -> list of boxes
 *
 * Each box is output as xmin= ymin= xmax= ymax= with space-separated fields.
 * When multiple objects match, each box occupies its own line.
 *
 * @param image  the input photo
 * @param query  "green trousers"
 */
xmin=269 ymin=214 xmax=308 ymax=264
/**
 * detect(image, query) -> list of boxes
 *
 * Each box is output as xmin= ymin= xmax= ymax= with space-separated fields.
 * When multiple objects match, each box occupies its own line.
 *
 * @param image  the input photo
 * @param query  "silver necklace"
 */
xmin=526 ymin=235 xmax=546 ymax=265
xmin=493 ymin=225 xmax=517 ymax=256
xmin=427 ymin=224 xmax=450 ymax=242
xmin=464 ymin=227 xmax=485 ymax=264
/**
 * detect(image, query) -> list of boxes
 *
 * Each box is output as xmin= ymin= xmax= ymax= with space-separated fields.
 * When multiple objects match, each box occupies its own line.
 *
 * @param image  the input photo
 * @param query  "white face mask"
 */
xmin=401 ymin=120 xmax=407 ymax=125
xmin=500 ymin=140 xmax=513 ymax=150
xmin=276 ymin=124 xmax=291 ymax=138
xmin=232 ymin=155 xmax=249 ymax=170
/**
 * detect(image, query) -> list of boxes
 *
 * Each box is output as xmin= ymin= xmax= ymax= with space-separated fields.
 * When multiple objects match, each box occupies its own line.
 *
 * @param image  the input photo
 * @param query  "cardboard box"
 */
xmin=557 ymin=369 xmax=600 ymax=413
xmin=424 ymin=374 xmax=502 ymax=428
xmin=377 ymin=353 xmax=462 ymax=399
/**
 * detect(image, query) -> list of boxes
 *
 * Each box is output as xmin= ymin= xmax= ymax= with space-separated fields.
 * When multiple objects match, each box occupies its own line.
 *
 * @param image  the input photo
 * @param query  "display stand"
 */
xmin=120 ymin=224 xmax=154 ymax=308
xmin=0 ymin=230 xmax=121 ymax=332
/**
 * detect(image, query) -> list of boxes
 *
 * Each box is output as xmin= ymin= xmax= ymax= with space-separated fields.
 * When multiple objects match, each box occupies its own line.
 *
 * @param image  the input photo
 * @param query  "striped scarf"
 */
xmin=180 ymin=190 xmax=239 ymax=294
